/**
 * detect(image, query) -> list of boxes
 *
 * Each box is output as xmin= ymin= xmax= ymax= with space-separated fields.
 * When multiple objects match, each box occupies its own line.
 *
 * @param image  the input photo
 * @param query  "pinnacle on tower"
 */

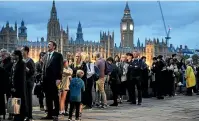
xmin=50 ymin=0 xmax=57 ymax=20
xmin=15 ymin=21 xmax=17 ymax=30
xmin=78 ymin=21 xmax=81 ymax=28
xmin=6 ymin=21 xmax=9 ymax=27
xmin=21 ymin=20 xmax=24 ymax=26
xmin=67 ymin=25 xmax=69 ymax=33
xmin=125 ymin=1 xmax=130 ymax=11
xmin=137 ymin=38 xmax=140 ymax=47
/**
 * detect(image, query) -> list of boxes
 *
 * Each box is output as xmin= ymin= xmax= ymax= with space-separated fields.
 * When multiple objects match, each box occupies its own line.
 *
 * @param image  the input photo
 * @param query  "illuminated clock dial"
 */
xmin=130 ymin=24 xmax=133 ymax=30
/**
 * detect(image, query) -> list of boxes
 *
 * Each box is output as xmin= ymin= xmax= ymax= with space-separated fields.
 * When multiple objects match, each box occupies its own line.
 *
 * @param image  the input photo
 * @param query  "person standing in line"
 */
xmin=185 ymin=59 xmax=196 ymax=96
xmin=21 ymin=46 xmax=35 ymax=121
xmin=95 ymin=52 xmax=107 ymax=108
xmin=59 ymin=59 xmax=73 ymax=115
xmin=34 ymin=52 xmax=46 ymax=111
xmin=0 ymin=49 xmax=13 ymax=120
xmin=41 ymin=41 xmax=63 ymax=120
xmin=118 ymin=54 xmax=129 ymax=103
xmin=10 ymin=50 xmax=27 ymax=121
xmin=126 ymin=53 xmax=133 ymax=102
xmin=108 ymin=57 xmax=121 ymax=106
xmin=0 ymin=61 xmax=9 ymax=120
xmin=156 ymin=55 xmax=166 ymax=99
xmin=129 ymin=51 xmax=144 ymax=105
xmin=141 ymin=56 xmax=149 ymax=98
xmin=68 ymin=70 xmax=85 ymax=121
xmin=151 ymin=57 xmax=158 ymax=97
xmin=83 ymin=55 xmax=95 ymax=109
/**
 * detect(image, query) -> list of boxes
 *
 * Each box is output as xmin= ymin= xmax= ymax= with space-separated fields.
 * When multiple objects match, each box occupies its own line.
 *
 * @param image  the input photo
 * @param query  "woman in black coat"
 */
xmin=11 ymin=50 xmax=27 ymax=121
xmin=0 ymin=66 xmax=8 ymax=120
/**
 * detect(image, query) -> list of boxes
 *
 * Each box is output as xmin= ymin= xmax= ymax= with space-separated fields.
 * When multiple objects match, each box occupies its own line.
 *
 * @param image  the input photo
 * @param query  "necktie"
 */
xmin=88 ymin=63 xmax=91 ymax=71
xmin=47 ymin=54 xmax=51 ymax=63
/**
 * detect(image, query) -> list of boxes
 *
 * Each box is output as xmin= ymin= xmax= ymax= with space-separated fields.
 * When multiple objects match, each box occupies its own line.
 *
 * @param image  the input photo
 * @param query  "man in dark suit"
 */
xmin=41 ymin=41 xmax=63 ymax=120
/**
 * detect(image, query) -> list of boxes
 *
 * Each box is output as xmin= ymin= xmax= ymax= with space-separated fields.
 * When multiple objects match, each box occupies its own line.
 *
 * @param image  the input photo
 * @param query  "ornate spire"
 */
xmin=15 ymin=21 xmax=17 ymax=30
xmin=137 ymin=38 xmax=140 ymax=47
xmin=67 ymin=25 xmax=69 ymax=33
xmin=76 ymin=21 xmax=84 ymax=43
xmin=21 ymin=20 xmax=24 ymax=26
xmin=78 ymin=21 xmax=81 ymax=28
xmin=125 ymin=2 xmax=130 ymax=11
xmin=122 ymin=1 xmax=132 ymax=20
xmin=6 ymin=21 xmax=9 ymax=28
xmin=50 ymin=0 xmax=57 ymax=20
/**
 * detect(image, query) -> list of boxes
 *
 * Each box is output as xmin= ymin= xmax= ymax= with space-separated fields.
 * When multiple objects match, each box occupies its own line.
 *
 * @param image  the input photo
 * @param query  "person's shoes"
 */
xmin=68 ymin=119 xmax=72 ymax=121
xmin=185 ymin=94 xmax=192 ymax=96
xmin=75 ymin=118 xmax=81 ymax=121
xmin=130 ymin=102 xmax=136 ymax=105
xmin=40 ymin=107 xmax=45 ymax=111
xmin=101 ymin=104 xmax=108 ymax=109
xmin=109 ymin=103 xmax=118 ymax=106
xmin=84 ymin=106 xmax=92 ymax=110
xmin=79 ymin=112 xmax=82 ymax=117
xmin=127 ymin=100 xmax=131 ymax=102
xmin=53 ymin=117 xmax=58 ymax=121
xmin=40 ymin=116 xmax=54 ymax=120
xmin=95 ymin=103 xmax=101 ymax=107
xmin=137 ymin=103 xmax=141 ymax=105
xmin=157 ymin=96 xmax=164 ymax=99
xmin=64 ymin=112 xmax=69 ymax=116
xmin=24 ymin=117 xmax=29 ymax=121
xmin=7 ymin=115 xmax=13 ymax=120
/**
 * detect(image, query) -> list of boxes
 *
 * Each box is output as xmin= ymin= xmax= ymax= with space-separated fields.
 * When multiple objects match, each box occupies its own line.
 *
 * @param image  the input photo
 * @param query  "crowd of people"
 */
xmin=0 ymin=40 xmax=199 ymax=121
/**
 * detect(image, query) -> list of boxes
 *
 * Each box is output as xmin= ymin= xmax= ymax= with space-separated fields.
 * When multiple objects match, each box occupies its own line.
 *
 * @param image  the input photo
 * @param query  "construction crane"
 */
xmin=158 ymin=1 xmax=171 ymax=45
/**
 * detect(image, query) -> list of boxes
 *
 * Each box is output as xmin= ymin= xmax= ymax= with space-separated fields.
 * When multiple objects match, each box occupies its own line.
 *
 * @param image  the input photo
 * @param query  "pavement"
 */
xmin=2 ymin=95 xmax=199 ymax=121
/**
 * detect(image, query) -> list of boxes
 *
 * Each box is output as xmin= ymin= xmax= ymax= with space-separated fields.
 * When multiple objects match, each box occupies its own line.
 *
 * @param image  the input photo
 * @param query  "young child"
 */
xmin=68 ymin=70 xmax=85 ymax=121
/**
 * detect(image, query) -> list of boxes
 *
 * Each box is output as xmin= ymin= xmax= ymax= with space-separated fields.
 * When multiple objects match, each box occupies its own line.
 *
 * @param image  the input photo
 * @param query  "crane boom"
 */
xmin=158 ymin=1 xmax=167 ymax=36
xmin=157 ymin=1 xmax=171 ymax=45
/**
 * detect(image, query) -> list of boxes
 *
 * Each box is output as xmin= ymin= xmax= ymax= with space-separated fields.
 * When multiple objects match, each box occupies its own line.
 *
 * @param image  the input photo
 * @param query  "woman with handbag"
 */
xmin=10 ymin=50 xmax=27 ymax=121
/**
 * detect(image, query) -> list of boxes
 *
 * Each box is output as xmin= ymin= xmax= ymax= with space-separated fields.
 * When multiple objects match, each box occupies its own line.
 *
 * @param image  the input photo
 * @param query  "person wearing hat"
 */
xmin=127 ymin=51 xmax=144 ymax=105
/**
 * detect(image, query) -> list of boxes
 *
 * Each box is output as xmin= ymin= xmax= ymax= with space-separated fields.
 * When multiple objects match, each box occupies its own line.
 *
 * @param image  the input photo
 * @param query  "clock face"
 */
xmin=130 ymin=24 xmax=133 ymax=30
xmin=122 ymin=23 xmax=127 ymax=30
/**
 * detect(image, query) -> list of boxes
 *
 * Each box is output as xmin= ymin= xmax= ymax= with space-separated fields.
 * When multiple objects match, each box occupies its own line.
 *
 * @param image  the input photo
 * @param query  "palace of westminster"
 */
xmin=0 ymin=1 xmax=192 ymax=66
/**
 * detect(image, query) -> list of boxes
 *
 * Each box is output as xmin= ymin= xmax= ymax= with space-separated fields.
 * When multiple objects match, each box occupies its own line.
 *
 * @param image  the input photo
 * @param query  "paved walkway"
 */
xmin=3 ymin=95 xmax=199 ymax=121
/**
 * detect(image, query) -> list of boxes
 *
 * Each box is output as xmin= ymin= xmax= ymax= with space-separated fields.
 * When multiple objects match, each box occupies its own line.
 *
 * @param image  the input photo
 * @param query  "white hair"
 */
xmin=0 ymin=49 xmax=7 ymax=53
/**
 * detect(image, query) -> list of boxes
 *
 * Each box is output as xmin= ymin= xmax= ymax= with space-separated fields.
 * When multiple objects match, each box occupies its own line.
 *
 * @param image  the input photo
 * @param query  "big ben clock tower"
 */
xmin=120 ymin=2 xmax=134 ymax=48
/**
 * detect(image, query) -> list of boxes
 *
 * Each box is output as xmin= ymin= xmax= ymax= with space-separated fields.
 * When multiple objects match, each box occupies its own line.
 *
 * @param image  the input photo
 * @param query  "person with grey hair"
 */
xmin=0 ymin=49 xmax=13 ymax=120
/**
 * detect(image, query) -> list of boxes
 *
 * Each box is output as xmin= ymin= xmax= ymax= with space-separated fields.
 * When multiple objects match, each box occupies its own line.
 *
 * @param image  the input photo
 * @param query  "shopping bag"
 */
xmin=7 ymin=98 xmax=21 ymax=114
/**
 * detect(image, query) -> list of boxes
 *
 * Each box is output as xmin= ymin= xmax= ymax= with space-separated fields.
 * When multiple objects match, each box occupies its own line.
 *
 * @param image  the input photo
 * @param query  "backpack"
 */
xmin=93 ymin=66 xmax=100 ymax=81
xmin=105 ymin=61 xmax=112 ymax=75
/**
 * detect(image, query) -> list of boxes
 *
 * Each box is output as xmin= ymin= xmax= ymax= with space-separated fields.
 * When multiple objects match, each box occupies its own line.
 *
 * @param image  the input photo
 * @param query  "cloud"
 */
xmin=0 ymin=1 xmax=199 ymax=48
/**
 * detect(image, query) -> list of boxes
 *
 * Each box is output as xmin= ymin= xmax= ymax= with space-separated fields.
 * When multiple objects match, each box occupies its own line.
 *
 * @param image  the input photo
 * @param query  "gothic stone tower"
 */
xmin=120 ymin=2 xmax=134 ymax=48
xmin=47 ymin=0 xmax=61 ymax=47
xmin=18 ymin=20 xmax=27 ymax=41
xmin=76 ymin=21 xmax=84 ymax=44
